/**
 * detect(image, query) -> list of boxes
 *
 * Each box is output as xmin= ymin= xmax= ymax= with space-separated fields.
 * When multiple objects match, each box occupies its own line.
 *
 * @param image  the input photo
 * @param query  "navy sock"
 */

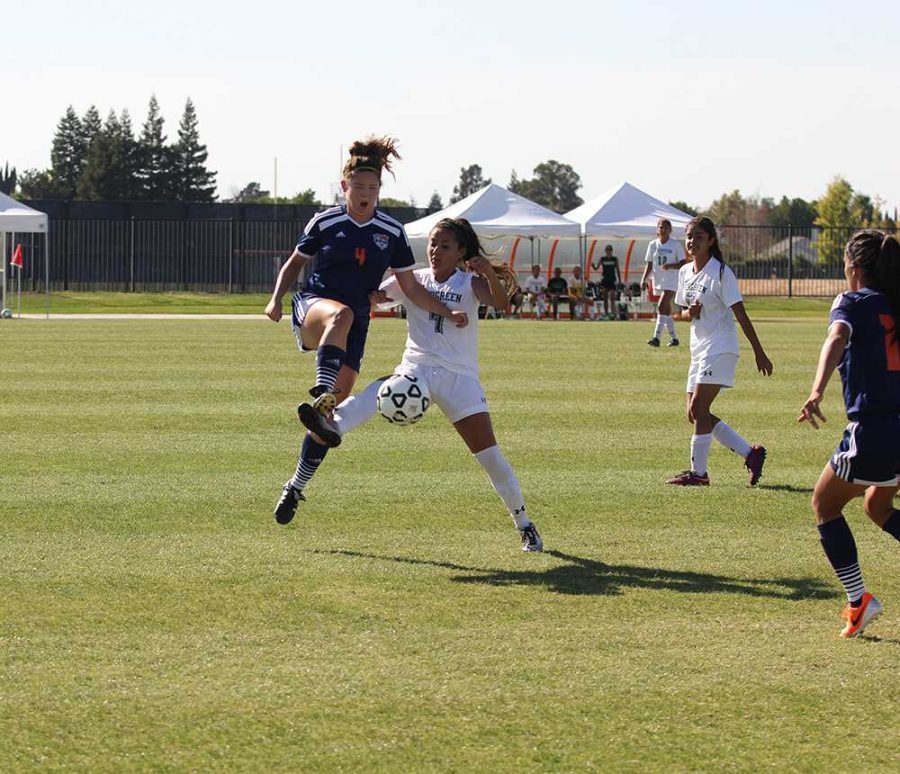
xmin=289 ymin=435 xmax=330 ymax=491
xmin=818 ymin=516 xmax=865 ymax=604
xmin=315 ymin=344 xmax=345 ymax=393
xmin=882 ymin=509 xmax=900 ymax=542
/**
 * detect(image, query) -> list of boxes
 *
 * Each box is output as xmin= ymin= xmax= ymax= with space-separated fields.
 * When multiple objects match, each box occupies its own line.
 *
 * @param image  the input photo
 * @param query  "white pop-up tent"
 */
xmin=0 ymin=193 xmax=49 ymax=316
xmin=404 ymin=183 xmax=581 ymax=239
xmin=565 ymin=181 xmax=694 ymax=238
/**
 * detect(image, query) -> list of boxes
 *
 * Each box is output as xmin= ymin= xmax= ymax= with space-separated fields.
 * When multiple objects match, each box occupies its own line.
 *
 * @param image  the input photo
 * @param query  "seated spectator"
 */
xmin=567 ymin=265 xmax=594 ymax=320
xmin=546 ymin=267 xmax=573 ymax=320
xmin=523 ymin=264 xmax=548 ymax=320
xmin=507 ymin=283 xmax=525 ymax=318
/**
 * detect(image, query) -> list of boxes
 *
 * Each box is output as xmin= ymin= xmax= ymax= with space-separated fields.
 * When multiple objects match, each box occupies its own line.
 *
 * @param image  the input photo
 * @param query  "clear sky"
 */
xmin=4 ymin=0 xmax=899 ymax=213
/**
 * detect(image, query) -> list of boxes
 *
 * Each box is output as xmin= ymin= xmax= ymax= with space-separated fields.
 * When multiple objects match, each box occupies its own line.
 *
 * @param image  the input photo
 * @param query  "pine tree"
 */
xmin=450 ymin=164 xmax=490 ymax=204
xmin=136 ymin=95 xmax=172 ymax=200
xmin=171 ymin=98 xmax=217 ymax=202
xmin=77 ymin=111 xmax=136 ymax=199
xmin=49 ymin=106 xmax=87 ymax=198
xmin=428 ymin=190 xmax=443 ymax=210
xmin=0 ymin=163 xmax=17 ymax=195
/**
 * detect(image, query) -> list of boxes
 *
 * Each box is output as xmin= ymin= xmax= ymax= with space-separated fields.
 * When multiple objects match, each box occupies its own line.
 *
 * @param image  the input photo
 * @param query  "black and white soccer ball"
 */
xmin=376 ymin=374 xmax=431 ymax=426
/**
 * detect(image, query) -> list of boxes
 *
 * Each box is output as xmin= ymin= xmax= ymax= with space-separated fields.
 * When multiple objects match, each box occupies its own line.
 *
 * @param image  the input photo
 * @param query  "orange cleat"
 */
xmin=839 ymin=592 xmax=883 ymax=638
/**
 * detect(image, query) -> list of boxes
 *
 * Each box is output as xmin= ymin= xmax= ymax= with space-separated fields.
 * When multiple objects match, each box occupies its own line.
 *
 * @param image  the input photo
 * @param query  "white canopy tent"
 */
xmin=565 ymin=181 xmax=694 ymax=238
xmin=0 ymin=193 xmax=49 ymax=316
xmin=404 ymin=183 xmax=581 ymax=239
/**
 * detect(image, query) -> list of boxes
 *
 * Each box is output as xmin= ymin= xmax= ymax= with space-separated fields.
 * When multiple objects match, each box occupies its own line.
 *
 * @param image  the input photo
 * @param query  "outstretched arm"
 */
xmin=265 ymin=249 xmax=309 ymax=321
xmin=732 ymin=301 xmax=773 ymax=376
xmin=798 ymin=322 xmax=849 ymax=428
xmin=395 ymin=269 xmax=468 ymax=328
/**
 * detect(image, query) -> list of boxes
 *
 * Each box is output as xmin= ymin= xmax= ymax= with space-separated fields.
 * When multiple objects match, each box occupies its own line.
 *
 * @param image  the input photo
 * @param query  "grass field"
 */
xmin=2 ymin=309 xmax=898 ymax=772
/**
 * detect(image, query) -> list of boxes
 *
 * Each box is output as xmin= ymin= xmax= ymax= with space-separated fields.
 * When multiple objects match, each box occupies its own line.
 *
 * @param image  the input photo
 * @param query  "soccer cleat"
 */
xmin=666 ymin=470 xmax=710 ymax=486
xmin=667 ymin=338 xmax=680 ymax=347
xmin=519 ymin=522 xmax=544 ymax=552
xmin=274 ymin=482 xmax=306 ymax=525
xmin=311 ymin=391 xmax=337 ymax=416
xmin=647 ymin=337 xmax=660 ymax=347
xmin=297 ymin=403 xmax=342 ymax=448
xmin=839 ymin=592 xmax=883 ymax=638
xmin=745 ymin=445 xmax=767 ymax=486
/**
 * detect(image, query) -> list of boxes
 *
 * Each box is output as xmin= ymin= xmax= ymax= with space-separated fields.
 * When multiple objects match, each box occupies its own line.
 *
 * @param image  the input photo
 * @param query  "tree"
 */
xmin=171 ymin=98 xmax=217 ymax=202
xmin=49 ymin=106 xmax=88 ymax=198
xmin=230 ymin=182 xmax=269 ymax=202
xmin=136 ymin=95 xmax=175 ymax=200
xmin=77 ymin=110 xmax=137 ymax=199
xmin=428 ymin=190 xmax=443 ymax=210
xmin=0 ymin=163 xmax=17 ymax=195
xmin=19 ymin=168 xmax=62 ymax=199
xmin=291 ymin=189 xmax=320 ymax=205
xmin=768 ymin=196 xmax=817 ymax=228
xmin=378 ymin=197 xmax=410 ymax=208
xmin=450 ymin=164 xmax=490 ymax=203
xmin=668 ymin=200 xmax=699 ymax=217
xmin=509 ymin=160 xmax=583 ymax=213
xmin=815 ymin=176 xmax=856 ymax=265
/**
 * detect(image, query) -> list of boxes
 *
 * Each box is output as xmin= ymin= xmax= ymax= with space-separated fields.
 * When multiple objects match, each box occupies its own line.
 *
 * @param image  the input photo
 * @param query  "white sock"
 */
xmin=654 ymin=315 xmax=664 ymax=339
xmin=712 ymin=421 xmax=752 ymax=458
xmin=474 ymin=445 xmax=530 ymax=529
xmin=690 ymin=433 xmax=712 ymax=476
xmin=333 ymin=378 xmax=381 ymax=435
xmin=665 ymin=316 xmax=677 ymax=338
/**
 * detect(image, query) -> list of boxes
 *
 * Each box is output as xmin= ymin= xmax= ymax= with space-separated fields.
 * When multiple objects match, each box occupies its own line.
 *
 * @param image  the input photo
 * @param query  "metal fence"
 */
xmin=4 ymin=220 xmax=893 ymax=297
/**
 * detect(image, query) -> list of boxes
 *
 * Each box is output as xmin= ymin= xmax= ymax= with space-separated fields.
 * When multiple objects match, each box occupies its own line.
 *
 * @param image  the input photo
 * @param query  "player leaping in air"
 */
xmin=264 ymin=137 xmax=467 ymax=523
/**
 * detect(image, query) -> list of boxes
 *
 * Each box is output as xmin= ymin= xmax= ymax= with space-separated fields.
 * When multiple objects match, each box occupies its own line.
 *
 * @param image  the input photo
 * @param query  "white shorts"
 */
xmin=652 ymin=274 xmax=678 ymax=294
xmin=686 ymin=353 xmax=738 ymax=392
xmin=397 ymin=360 xmax=488 ymax=424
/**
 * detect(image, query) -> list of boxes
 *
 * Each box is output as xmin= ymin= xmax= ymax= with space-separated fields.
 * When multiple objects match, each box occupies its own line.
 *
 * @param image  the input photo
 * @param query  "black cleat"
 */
xmin=297 ymin=403 xmax=342 ymax=447
xmin=274 ymin=482 xmax=305 ymax=525
xmin=519 ymin=522 xmax=544 ymax=552
xmin=647 ymin=337 xmax=661 ymax=347
xmin=667 ymin=338 xmax=679 ymax=347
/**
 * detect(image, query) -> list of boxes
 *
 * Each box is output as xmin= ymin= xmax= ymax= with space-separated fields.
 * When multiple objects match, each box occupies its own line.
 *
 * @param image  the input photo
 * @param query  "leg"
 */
xmin=453 ymin=412 xmax=542 ymax=551
xmin=298 ymin=299 xmax=355 ymax=404
xmin=863 ymin=483 xmax=900 ymax=529
xmin=812 ymin=465 xmax=882 ymax=636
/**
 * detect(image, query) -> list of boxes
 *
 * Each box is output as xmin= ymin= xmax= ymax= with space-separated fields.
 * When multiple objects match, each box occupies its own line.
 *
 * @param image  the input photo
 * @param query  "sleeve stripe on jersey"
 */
xmin=301 ymin=206 xmax=344 ymax=236
xmin=374 ymin=211 xmax=406 ymax=241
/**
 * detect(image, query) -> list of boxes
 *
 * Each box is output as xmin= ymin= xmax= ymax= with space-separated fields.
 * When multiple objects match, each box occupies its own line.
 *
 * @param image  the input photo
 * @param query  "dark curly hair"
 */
xmin=342 ymin=135 xmax=401 ymax=180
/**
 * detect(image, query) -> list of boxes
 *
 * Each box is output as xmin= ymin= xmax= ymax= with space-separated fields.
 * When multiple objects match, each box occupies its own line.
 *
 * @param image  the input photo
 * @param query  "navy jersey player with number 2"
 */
xmin=799 ymin=230 xmax=900 ymax=638
xmin=265 ymin=136 xmax=467 ymax=524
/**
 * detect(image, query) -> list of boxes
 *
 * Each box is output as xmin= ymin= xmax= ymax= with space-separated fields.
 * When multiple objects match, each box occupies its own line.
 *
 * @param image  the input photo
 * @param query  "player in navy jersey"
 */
xmin=265 ymin=137 xmax=467 ymax=524
xmin=799 ymin=230 xmax=900 ymax=638
xmin=293 ymin=218 xmax=543 ymax=552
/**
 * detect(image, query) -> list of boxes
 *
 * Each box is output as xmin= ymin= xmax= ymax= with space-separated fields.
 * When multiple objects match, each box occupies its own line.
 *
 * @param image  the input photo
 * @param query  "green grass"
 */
xmin=6 ymin=291 xmax=834 ymax=318
xmin=2 ymin=315 xmax=897 ymax=772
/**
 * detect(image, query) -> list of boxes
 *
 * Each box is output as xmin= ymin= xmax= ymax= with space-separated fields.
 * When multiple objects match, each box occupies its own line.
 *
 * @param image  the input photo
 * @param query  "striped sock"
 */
xmin=315 ymin=344 xmax=345 ymax=393
xmin=289 ymin=435 xmax=330 ymax=492
xmin=818 ymin=516 xmax=866 ymax=604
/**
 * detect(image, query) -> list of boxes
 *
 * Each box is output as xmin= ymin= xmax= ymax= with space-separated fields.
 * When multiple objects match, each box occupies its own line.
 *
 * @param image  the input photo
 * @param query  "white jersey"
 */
xmin=645 ymin=238 xmax=685 ymax=291
xmin=524 ymin=275 xmax=546 ymax=295
xmin=675 ymin=257 xmax=742 ymax=360
xmin=380 ymin=268 xmax=481 ymax=379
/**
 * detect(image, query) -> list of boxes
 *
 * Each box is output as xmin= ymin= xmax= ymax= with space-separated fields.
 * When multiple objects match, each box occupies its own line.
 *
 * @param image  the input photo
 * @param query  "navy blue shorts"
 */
xmin=830 ymin=417 xmax=900 ymax=486
xmin=291 ymin=292 xmax=369 ymax=373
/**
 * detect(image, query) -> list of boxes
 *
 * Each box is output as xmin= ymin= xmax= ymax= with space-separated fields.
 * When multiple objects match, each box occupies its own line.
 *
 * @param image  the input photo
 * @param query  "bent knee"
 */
xmin=328 ymin=304 xmax=354 ymax=329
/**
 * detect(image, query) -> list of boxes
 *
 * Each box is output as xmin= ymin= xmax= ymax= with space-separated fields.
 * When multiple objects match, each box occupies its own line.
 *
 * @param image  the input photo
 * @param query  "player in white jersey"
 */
xmin=666 ymin=217 xmax=773 ymax=487
xmin=296 ymin=217 xmax=544 ymax=552
xmin=640 ymin=218 xmax=687 ymax=347
xmin=523 ymin=264 xmax=547 ymax=319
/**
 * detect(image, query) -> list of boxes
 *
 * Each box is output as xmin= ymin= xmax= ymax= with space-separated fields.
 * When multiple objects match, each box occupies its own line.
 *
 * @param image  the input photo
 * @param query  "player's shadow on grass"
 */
xmin=757 ymin=483 xmax=815 ymax=493
xmin=314 ymin=548 xmax=835 ymax=601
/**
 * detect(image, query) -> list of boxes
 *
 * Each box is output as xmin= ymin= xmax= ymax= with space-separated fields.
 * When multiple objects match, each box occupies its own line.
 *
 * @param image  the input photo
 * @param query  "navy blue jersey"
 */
xmin=830 ymin=288 xmax=900 ymax=419
xmin=297 ymin=206 xmax=415 ymax=316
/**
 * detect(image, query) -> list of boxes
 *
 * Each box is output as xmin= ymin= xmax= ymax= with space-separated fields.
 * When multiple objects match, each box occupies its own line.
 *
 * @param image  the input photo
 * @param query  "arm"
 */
xmin=616 ymin=258 xmax=622 ymax=286
xmin=395 ymin=269 xmax=468 ymax=328
xmin=731 ymin=301 xmax=773 ymax=376
xmin=798 ymin=322 xmax=849 ymax=428
xmin=469 ymin=256 xmax=507 ymax=308
xmin=640 ymin=261 xmax=652 ymax=288
xmin=265 ymin=249 xmax=309 ymax=321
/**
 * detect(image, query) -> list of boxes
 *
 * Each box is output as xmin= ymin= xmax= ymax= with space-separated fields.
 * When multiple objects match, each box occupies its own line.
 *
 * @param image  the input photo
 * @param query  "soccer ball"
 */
xmin=0 ymin=308 xmax=12 ymax=319
xmin=377 ymin=374 xmax=430 ymax=425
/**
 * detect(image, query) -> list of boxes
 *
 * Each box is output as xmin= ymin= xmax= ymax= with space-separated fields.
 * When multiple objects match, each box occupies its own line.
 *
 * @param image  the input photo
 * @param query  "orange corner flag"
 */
xmin=11 ymin=243 xmax=23 ymax=269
